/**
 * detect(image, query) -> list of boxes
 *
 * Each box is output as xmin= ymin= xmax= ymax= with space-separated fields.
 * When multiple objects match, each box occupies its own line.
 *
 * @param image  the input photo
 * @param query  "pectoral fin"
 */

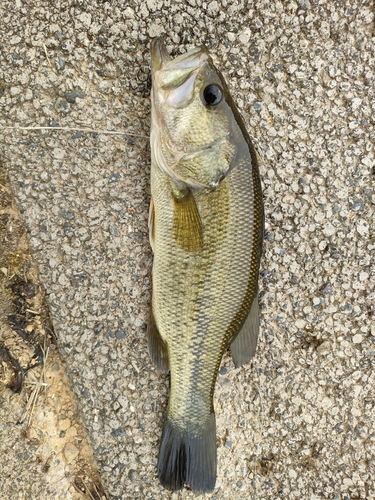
xmin=147 ymin=306 xmax=169 ymax=373
xmin=230 ymin=294 xmax=259 ymax=368
xmin=172 ymin=188 xmax=203 ymax=252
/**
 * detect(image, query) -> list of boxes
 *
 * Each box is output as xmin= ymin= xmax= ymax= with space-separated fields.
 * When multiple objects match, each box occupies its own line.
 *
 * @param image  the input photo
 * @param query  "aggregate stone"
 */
xmin=64 ymin=442 xmax=80 ymax=463
xmin=1 ymin=0 xmax=375 ymax=499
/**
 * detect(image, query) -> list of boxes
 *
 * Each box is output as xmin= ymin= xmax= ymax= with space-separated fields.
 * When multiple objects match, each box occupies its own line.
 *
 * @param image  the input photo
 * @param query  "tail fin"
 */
xmin=158 ymin=414 xmax=217 ymax=493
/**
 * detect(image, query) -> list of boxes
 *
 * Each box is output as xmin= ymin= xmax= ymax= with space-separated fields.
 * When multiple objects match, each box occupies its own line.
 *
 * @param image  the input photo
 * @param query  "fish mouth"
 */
xmin=151 ymin=37 xmax=172 ymax=73
xmin=151 ymin=38 xmax=209 ymax=87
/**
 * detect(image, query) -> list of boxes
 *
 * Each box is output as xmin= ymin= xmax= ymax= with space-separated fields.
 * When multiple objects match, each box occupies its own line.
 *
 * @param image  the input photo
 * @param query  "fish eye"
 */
xmin=202 ymin=84 xmax=223 ymax=106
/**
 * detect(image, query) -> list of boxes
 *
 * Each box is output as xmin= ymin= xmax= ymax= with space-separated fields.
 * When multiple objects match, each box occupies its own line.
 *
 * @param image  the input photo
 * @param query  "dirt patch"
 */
xmin=0 ymin=163 xmax=107 ymax=500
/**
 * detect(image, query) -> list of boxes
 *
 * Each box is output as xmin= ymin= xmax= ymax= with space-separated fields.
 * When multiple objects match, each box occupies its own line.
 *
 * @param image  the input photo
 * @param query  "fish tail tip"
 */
xmin=158 ymin=415 xmax=217 ymax=493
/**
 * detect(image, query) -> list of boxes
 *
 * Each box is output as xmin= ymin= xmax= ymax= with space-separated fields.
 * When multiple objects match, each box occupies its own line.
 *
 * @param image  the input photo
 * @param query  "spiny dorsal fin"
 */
xmin=172 ymin=188 xmax=203 ymax=252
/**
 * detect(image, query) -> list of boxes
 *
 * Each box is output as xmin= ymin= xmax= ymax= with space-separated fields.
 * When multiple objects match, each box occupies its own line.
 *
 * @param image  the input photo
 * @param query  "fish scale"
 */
xmin=148 ymin=38 xmax=264 ymax=493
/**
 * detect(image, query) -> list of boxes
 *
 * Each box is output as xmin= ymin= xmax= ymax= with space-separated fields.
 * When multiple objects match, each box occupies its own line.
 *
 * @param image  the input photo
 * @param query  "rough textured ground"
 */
xmin=1 ymin=0 xmax=374 ymax=499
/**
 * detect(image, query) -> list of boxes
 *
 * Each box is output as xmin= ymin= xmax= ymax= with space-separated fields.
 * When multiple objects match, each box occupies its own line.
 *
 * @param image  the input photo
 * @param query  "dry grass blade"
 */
xmin=43 ymin=44 xmax=52 ymax=68
xmin=19 ymin=346 xmax=50 ymax=426
xmin=131 ymin=360 xmax=140 ymax=374
xmin=81 ymin=478 xmax=97 ymax=500
xmin=253 ymin=380 xmax=265 ymax=428
xmin=0 ymin=125 xmax=148 ymax=138
xmin=18 ymin=382 xmax=40 ymax=425
xmin=72 ymin=474 xmax=106 ymax=500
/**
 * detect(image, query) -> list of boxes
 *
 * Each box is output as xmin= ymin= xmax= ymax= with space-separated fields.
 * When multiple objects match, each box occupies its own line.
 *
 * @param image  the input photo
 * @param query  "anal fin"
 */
xmin=147 ymin=306 xmax=169 ymax=373
xmin=230 ymin=294 xmax=260 ymax=368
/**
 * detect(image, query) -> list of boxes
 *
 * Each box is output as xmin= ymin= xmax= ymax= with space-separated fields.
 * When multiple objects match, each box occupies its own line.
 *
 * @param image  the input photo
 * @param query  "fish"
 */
xmin=148 ymin=37 xmax=264 ymax=493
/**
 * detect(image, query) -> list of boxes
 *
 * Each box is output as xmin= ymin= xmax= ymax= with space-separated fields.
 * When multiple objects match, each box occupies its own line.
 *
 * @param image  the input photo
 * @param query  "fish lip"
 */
xmin=151 ymin=37 xmax=209 ymax=74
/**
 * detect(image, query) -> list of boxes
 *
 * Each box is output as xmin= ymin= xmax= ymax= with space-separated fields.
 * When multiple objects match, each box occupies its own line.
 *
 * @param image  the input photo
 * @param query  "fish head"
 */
xmin=151 ymin=38 xmax=239 ymax=188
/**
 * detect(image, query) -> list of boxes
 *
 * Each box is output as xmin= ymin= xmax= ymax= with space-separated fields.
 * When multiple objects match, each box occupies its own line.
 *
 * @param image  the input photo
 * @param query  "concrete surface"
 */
xmin=1 ymin=0 xmax=374 ymax=499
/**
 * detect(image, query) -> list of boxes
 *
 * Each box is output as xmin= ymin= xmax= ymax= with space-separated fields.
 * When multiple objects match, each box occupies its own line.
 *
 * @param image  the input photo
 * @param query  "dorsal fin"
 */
xmin=148 ymin=197 xmax=155 ymax=251
xmin=230 ymin=294 xmax=260 ymax=368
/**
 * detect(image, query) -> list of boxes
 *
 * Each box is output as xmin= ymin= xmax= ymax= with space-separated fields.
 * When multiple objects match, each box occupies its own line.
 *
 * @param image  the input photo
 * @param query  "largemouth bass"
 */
xmin=148 ymin=38 xmax=264 ymax=493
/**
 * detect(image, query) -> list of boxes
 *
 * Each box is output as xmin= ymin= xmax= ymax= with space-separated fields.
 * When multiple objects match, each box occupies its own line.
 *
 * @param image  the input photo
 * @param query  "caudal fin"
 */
xmin=158 ymin=414 xmax=217 ymax=493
